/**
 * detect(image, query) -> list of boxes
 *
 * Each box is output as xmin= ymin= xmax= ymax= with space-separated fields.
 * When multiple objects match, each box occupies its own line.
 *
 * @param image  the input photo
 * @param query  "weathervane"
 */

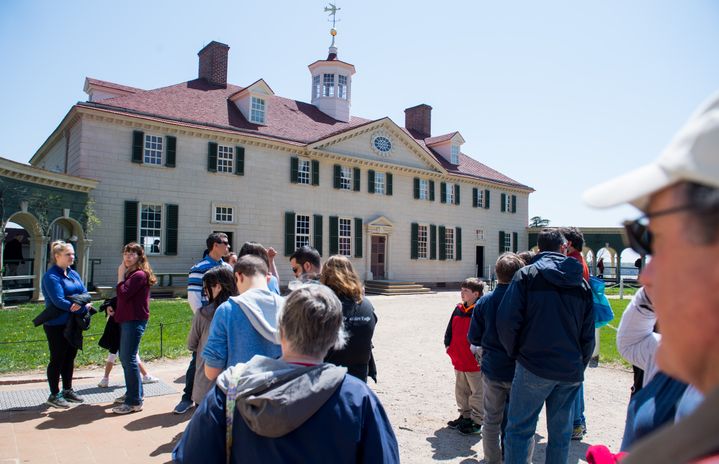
xmin=324 ymin=3 xmax=341 ymax=46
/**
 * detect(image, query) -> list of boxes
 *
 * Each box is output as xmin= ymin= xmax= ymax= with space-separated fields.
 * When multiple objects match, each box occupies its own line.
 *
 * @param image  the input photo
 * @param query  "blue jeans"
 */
xmin=505 ymin=364 xmax=580 ymax=464
xmin=120 ymin=320 xmax=147 ymax=406
xmin=573 ymin=383 xmax=586 ymax=427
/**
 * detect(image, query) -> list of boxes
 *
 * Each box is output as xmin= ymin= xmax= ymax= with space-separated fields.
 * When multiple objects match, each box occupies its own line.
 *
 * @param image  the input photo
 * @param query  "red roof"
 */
xmin=80 ymin=78 xmax=531 ymax=190
xmin=85 ymin=77 xmax=143 ymax=94
xmin=424 ymin=132 xmax=459 ymax=146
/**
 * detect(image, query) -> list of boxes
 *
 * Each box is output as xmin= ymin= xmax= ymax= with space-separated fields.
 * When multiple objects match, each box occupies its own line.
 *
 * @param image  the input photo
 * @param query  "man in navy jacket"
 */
xmin=496 ymin=228 xmax=594 ymax=464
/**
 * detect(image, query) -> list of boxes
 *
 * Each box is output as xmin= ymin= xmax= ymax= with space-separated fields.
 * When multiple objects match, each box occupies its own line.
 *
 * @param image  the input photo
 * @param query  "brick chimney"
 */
xmin=198 ymin=41 xmax=230 ymax=87
xmin=404 ymin=104 xmax=432 ymax=138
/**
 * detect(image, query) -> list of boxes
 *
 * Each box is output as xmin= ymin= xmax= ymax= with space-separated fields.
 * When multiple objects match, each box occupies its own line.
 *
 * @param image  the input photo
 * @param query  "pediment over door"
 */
xmin=366 ymin=215 xmax=394 ymax=235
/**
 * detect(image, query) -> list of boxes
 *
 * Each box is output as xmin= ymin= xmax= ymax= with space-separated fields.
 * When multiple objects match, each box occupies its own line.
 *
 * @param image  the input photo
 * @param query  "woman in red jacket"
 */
xmin=107 ymin=242 xmax=156 ymax=414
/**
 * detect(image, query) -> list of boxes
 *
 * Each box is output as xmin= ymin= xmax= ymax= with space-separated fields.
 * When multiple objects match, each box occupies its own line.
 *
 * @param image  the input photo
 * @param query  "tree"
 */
xmin=529 ymin=216 xmax=550 ymax=228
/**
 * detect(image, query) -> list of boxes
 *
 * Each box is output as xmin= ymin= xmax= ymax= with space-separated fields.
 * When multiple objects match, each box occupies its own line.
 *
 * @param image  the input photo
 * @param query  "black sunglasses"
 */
xmin=623 ymin=203 xmax=696 ymax=256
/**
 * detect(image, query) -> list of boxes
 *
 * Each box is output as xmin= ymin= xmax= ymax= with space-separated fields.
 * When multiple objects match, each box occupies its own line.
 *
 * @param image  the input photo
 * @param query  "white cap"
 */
xmin=583 ymin=91 xmax=719 ymax=211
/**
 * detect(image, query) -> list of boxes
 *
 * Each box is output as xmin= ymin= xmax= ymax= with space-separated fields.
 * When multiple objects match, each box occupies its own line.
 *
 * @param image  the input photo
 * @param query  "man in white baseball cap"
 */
xmin=583 ymin=92 xmax=719 ymax=463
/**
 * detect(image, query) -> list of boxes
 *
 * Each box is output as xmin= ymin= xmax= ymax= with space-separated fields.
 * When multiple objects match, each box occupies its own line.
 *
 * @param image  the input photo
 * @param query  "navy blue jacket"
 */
xmin=468 ymin=284 xmax=516 ymax=383
xmin=496 ymin=252 xmax=595 ymax=383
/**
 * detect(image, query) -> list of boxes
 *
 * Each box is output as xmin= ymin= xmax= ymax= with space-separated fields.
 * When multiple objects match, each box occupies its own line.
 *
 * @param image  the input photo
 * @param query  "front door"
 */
xmin=476 ymin=246 xmax=485 ymax=278
xmin=370 ymin=235 xmax=386 ymax=280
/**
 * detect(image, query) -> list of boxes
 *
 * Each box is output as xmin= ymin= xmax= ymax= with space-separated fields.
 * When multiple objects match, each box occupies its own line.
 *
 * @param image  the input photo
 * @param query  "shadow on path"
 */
xmin=125 ymin=411 xmax=191 ymax=431
xmin=427 ymin=426 xmax=481 ymax=461
xmin=35 ymin=403 xmax=114 ymax=429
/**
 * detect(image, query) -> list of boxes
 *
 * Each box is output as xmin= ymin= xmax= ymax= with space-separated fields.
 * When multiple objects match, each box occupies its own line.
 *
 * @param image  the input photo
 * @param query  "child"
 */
xmin=444 ymin=277 xmax=485 ymax=435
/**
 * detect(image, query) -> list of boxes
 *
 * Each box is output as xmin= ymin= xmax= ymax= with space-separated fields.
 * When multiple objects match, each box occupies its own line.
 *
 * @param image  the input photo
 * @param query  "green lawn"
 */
xmin=598 ymin=298 xmax=631 ymax=367
xmin=0 ymin=299 xmax=193 ymax=374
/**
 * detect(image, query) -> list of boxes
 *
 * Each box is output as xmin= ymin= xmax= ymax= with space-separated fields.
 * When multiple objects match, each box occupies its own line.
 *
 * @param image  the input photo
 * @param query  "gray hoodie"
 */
xmin=216 ymin=356 xmax=347 ymax=438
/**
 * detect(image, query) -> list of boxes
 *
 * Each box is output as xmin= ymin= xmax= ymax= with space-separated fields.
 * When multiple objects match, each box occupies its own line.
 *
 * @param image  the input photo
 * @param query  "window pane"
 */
xmin=217 ymin=145 xmax=234 ymax=173
xmin=445 ymin=228 xmax=454 ymax=260
xmin=313 ymin=75 xmax=321 ymax=98
xmin=298 ymin=160 xmax=310 ymax=185
xmin=144 ymin=135 xmax=163 ymax=165
xmin=374 ymin=172 xmax=385 ymax=195
xmin=140 ymin=204 xmax=162 ymax=254
xmin=446 ymin=183 xmax=454 ymax=204
xmin=340 ymin=166 xmax=352 ymax=190
xmin=251 ymin=97 xmax=265 ymax=124
xmin=339 ymin=218 xmax=352 ymax=256
xmin=419 ymin=179 xmax=429 ymax=200
xmin=214 ymin=206 xmax=234 ymax=223
xmin=295 ymin=214 xmax=310 ymax=249
xmin=323 ymin=74 xmax=335 ymax=97
xmin=418 ymin=225 xmax=428 ymax=259
xmin=338 ymin=75 xmax=347 ymax=99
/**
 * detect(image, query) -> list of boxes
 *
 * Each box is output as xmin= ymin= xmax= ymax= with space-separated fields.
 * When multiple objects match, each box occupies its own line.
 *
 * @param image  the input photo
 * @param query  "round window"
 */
xmin=373 ymin=136 xmax=392 ymax=153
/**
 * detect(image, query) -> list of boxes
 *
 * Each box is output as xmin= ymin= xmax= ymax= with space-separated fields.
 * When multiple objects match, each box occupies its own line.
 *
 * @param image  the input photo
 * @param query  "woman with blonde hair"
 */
xmin=41 ymin=240 xmax=94 ymax=408
xmin=319 ymin=255 xmax=378 ymax=382
xmin=107 ymin=242 xmax=157 ymax=414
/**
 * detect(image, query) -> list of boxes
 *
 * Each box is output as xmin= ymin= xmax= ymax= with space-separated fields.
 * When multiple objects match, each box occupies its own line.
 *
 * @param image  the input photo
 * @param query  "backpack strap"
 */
xmin=224 ymin=364 xmax=247 ymax=464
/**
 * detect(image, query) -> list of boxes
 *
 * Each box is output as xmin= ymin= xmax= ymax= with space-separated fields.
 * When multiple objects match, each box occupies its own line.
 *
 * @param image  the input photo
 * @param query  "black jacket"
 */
xmin=33 ymin=293 xmax=95 ymax=350
xmin=33 ymin=292 xmax=93 ymax=327
xmin=497 ymin=252 xmax=595 ymax=382
xmin=324 ymin=295 xmax=378 ymax=383
xmin=98 ymin=297 xmax=120 ymax=353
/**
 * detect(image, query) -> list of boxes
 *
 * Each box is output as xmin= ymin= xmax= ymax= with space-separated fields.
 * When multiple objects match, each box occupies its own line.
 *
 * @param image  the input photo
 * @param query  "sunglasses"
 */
xmin=217 ymin=240 xmax=229 ymax=246
xmin=623 ymin=203 xmax=696 ymax=256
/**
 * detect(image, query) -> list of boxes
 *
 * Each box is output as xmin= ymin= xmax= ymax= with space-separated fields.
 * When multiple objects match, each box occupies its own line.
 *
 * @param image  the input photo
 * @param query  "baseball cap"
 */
xmin=583 ymin=91 xmax=719 ymax=211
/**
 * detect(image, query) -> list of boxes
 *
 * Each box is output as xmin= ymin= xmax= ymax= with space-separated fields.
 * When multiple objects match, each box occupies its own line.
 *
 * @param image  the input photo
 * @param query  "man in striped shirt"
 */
xmin=173 ymin=232 xmax=233 ymax=414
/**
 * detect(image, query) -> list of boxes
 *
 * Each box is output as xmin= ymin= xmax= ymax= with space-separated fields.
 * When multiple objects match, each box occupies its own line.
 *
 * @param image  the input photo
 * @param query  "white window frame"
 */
xmin=323 ymin=74 xmax=335 ymax=97
xmin=476 ymin=229 xmax=485 ymax=241
xmin=445 ymin=227 xmax=455 ymax=260
xmin=217 ymin=145 xmax=234 ymax=173
xmin=139 ymin=203 xmax=162 ymax=255
xmin=295 ymin=214 xmax=311 ymax=250
xmin=504 ymin=193 xmax=512 ymax=213
xmin=419 ymin=179 xmax=429 ymax=200
xmin=476 ymin=189 xmax=484 ymax=208
xmin=297 ymin=159 xmax=311 ymax=185
xmin=340 ymin=166 xmax=353 ymax=190
xmin=503 ymin=231 xmax=512 ymax=252
xmin=250 ymin=96 xmax=266 ymax=124
xmin=417 ymin=224 xmax=428 ymax=259
xmin=338 ymin=75 xmax=348 ymax=99
xmin=446 ymin=183 xmax=455 ymax=205
xmin=312 ymin=75 xmax=321 ymax=99
xmin=339 ymin=217 xmax=352 ymax=256
xmin=374 ymin=172 xmax=386 ymax=195
xmin=212 ymin=203 xmax=235 ymax=224
xmin=451 ymin=145 xmax=460 ymax=164
xmin=144 ymin=134 xmax=163 ymax=165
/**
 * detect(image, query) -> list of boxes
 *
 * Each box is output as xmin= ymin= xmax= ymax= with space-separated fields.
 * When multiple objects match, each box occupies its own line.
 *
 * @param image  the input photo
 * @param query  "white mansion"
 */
xmin=29 ymin=40 xmax=532 ymax=287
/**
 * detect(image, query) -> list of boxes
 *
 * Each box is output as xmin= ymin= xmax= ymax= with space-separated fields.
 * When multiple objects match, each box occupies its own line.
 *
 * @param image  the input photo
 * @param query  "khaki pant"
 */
xmin=454 ymin=369 xmax=484 ymax=424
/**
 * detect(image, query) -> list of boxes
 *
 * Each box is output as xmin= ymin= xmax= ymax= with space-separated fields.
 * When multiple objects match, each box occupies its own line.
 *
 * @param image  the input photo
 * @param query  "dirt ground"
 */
xmin=368 ymin=291 xmax=632 ymax=464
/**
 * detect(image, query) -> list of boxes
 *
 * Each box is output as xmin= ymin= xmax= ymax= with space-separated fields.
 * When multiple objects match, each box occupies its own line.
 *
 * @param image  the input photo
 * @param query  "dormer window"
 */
xmin=338 ymin=75 xmax=348 ymax=99
xmin=250 ymin=96 xmax=266 ymax=124
xmin=323 ymin=74 xmax=335 ymax=97
xmin=451 ymin=145 xmax=460 ymax=164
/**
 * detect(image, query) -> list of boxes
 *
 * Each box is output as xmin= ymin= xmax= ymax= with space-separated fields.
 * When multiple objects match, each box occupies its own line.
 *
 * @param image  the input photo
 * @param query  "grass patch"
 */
xmin=604 ymin=286 xmax=639 ymax=296
xmin=598 ymin=298 xmax=632 ymax=367
xmin=0 ymin=299 xmax=193 ymax=374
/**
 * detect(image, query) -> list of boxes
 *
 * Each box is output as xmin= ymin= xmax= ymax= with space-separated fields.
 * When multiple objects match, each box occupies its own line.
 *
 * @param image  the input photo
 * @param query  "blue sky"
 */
xmin=1 ymin=0 xmax=717 ymax=227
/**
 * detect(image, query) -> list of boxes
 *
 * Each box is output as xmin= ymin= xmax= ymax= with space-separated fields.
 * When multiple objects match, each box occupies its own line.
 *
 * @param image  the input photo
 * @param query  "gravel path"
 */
xmin=367 ymin=291 xmax=632 ymax=464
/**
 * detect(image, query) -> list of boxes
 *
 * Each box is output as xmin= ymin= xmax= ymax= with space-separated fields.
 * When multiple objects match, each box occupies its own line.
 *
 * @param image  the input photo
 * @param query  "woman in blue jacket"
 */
xmin=41 ymin=240 xmax=93 ymax=409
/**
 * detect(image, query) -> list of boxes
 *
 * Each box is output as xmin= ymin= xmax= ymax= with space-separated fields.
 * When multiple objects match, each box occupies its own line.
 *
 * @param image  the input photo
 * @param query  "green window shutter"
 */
xmin=430 ymin=224 xmax=437 ymax=260
xmin=329 ymin=216 xmax=339 ymax=255
xmin=311 ymin=160 xmax=320 ymax=186
xmin=499 ymin=231 xmax=505 ymax=254
xmin=413 ymin=178 xmax=420 ymax=199
xmin=235 ymin=146 xmax=245 ymax=175
xmin=454 ymin=184 xmax=460 ymax=205
xmin=440 ymin=182 xmax=447 ymax=203
xmin=353 ymin=167 xmax=361 ymax=191
xmin=165 ymin=136 xmax=176 ymax=167
xmin=472 ymin=188 xmax=478 ymax=208
xmin=386 ymin=173 xmax=393 ymax=196
xmin=485 ymin=189 xmax=490 ymax=209
xmin=501 ymin=193 xmax=506 ymax=212
xmin=430 ymin=180 xmax=435 ymax=201
xmin=439 ymin=226 xmax=447 ymax=260
xmin=290 ymin=157 xmax=299 ymax=183
xmin=132 ymin=131 xmax=144 ymax=164
xmin=512 ymin=195 xmax=517 ymax=213
xmin=456 ymin=227 xmax=462 ymax=261
xmin=368 ymin=170 xmax=375 ymax=194
xmin=313 ymin=214 xmax=323 ymax=256
xmin=164 ymin=204 xmax=179 ymax=255
xmin=284 ymin=212 xmax=296 ymax=256
xmin=410 ymin=223 xmax=419 ymax=260
xmin=124 ymin=201 xmax=138 ymax=245
xmin=333 ymin=165 xmax=341 ymax=189
xmin=513 ymin=232 xmax=519 ymax=253
xmin=354 ymin=218 xmax=363 ymax=258
xmin=208 ymin=142 xmax=218 ymax=172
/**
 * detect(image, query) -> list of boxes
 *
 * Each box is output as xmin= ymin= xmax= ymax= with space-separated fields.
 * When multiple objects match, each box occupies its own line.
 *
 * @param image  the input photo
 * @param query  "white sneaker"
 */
xmin=98 ymin=377 xmax=109 ymax=388
xmin=142 ymin=375 xmax=159 ymax=384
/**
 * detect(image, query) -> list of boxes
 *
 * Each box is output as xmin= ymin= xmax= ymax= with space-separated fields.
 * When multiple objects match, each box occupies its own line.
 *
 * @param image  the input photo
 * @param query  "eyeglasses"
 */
xmin=217 ymin=241 xmax=229 ymax=246
xmin=623 ymin=203 xmax=696 ymax=256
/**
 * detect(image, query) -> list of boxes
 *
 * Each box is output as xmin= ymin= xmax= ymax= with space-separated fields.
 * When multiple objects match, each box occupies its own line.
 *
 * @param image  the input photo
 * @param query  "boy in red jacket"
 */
xmin=444 ymin=277 xmax=485 ymax=435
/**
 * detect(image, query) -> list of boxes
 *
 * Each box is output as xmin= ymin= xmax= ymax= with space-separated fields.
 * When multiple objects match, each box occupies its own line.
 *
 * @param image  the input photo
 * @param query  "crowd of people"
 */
xmin=33 ymin=90 xmax=719 ymax=463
